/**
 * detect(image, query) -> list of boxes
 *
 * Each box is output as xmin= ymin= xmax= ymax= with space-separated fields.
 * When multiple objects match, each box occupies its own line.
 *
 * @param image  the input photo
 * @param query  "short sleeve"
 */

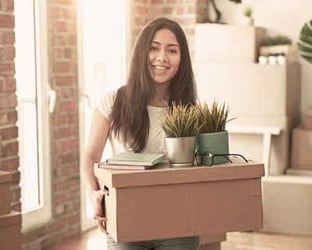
xmin=95 ymin=90 xmax=117 ymax=120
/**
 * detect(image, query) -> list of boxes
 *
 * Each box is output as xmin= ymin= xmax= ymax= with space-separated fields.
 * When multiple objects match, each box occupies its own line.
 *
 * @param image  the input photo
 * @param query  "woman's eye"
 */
xmin=168 ymin=48 xmax=177 ymax=54
xmin=150 ymin=46 xmax=159 ymax=51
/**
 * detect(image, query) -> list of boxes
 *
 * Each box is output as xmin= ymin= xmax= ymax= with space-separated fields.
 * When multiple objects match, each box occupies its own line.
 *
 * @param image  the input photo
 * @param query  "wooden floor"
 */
xmin=50 ymin=228 xmax=312 ymax=250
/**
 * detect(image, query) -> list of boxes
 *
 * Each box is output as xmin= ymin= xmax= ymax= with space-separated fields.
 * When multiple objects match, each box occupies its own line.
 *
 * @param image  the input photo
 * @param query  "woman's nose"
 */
xmin=156 ymin=50 xmax=168 ymax=62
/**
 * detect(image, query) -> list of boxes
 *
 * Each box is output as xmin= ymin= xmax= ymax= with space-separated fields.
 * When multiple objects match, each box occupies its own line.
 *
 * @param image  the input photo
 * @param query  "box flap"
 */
xmin=94 ymin=162 xmax=264 ymax=188
xmin=0 ymin=171 xmax=12 ymax=184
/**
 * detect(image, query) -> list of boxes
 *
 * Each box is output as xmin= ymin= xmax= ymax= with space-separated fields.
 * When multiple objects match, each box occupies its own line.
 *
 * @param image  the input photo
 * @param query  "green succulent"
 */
xmin=298 ymin=20 xmax=312 ymax=63
xmin=196 ymin=101 xmax=233 ymax=133
xmin=159 ymin=103 xmax=199 ymax=138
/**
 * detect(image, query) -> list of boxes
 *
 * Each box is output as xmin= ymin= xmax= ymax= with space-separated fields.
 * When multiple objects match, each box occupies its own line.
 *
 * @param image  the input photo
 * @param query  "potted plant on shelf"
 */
xmin=259 ymin=35 xmax=295 ymax=63
xmin=241 ymin=6 xmax=254 ymax=26
xmin=159 ymin=102 xmax=199 ymax=167
xmin=196 ymin=101 xmax=233 ymax=165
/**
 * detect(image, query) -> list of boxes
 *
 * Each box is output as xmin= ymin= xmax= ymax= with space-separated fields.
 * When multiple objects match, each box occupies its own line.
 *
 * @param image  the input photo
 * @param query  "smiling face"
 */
xmin=149 ymin=29 xmax=181 ymax=85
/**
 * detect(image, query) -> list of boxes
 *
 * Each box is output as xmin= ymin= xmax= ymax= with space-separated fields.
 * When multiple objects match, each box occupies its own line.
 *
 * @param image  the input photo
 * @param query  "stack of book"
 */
xmin=96 ymin=152 xmax=165 ymax=170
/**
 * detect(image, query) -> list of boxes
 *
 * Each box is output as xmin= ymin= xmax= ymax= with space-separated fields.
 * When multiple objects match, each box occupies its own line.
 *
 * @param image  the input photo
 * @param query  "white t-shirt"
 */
xmin=96 ymin=90 xmax=168 ymax=155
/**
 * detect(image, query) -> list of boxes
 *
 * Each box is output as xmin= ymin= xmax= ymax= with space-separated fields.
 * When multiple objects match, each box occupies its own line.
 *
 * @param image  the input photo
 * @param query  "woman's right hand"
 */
xmin=90 ymin=189 xmax=109 ymax=233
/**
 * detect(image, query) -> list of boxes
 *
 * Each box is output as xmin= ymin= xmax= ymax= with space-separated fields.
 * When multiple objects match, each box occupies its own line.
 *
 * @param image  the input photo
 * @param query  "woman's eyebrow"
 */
xmin=151 ymin=41 xmax=179 ymax=47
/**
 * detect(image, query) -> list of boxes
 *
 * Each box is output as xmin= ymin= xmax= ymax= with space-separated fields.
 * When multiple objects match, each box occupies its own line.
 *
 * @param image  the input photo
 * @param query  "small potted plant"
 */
xmin=159 ymin=102 xmax=199 ymax=167
xmin=241 ymin=6 xmax=254 ymax=26
xmin=259 ymin=35 xmax=294 ymax=62
xmin=196 ymin=101 xmax=233 ymax=165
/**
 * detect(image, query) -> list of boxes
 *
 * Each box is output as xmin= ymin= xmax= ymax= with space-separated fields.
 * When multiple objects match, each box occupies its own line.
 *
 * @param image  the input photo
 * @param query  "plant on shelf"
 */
xmin=240 ymin=5 xmax=254 ymax=26
xmin=259 ymin=35 xmax=294 ymax=62
xmin=298 ymin=19 xmax=312 ymax=63
xmin=159 ymin=102 xmax=199 ymax=167
xmin=243 ymin=6 xmax=253 ymax=18
xmin=260 ymin=35 xmax=292 ymax=47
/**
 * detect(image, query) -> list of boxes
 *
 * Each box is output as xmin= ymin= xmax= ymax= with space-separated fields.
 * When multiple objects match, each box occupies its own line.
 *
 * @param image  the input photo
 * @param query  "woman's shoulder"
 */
xmin=100 ymin=86 xmax=126 ymax=104
xmin=96 ymin=87 xmax=123 ymax=117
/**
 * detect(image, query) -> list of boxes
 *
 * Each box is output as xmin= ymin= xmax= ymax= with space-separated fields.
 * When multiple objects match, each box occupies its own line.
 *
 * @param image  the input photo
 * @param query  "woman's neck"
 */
xmin=148 ymin=83 xmax=170 ymax=107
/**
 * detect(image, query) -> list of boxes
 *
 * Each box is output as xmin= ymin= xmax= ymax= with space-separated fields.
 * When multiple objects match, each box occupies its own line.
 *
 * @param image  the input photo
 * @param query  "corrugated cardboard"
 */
xmin=94 ymin=162 xmax=264 ymax=243
xmin=0 ymin=211 xmax=22 ymax=250
xmin=0 ymin=171 xmax=12 ymax=215
xmin=291 ymin=128 xmax=312 ymax=170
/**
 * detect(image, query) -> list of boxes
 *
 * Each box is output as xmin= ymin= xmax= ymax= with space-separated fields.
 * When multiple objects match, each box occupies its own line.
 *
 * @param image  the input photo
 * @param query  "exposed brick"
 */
xmin=57 ymin=100 xmax=77 ymax=113
xmin=2 ymin=140 xmax=18 ymax=157
xmin=5 ymin=77 xmax=16 ymax=91
xmin=7 ymin=109 xmax=17 ymax=123
xmin=0 ymin=92 xmax=17 ymax=108
xmin=0 ymin=62 xmax=14 ymax=75
xmin=52 ymin=20 xmax=67 ymax=33
xmin=0 ymin=0 xmax=14 ymax=12
xmin=3 ymin=31 xmax=15 ymax=44
xmin=0 ymin=157 xmax=19 ymax=170
xmin=0 ymin=126 xmax=18 ymax=140
xmin=0 ymin=13 xmax=14 ymax=28
xmin=151 ymin=0 xmax=164 ymax=4
xmin=52 ymin=61 xmax=72 ymax=73
xmin=54 ymin=75 xmax=75 ymax=86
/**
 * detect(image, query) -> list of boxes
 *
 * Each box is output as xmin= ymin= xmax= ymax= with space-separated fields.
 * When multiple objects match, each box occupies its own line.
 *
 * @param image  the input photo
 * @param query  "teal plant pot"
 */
xmin=165 ymin=136 xmax=197 ymax=167
xmin=197 ymin=131 xmax=229 ymax=165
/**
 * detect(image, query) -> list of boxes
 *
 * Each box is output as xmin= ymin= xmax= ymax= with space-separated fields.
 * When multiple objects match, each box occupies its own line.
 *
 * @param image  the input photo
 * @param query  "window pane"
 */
xmin=15 ymin=0 xmax=40 ymax=212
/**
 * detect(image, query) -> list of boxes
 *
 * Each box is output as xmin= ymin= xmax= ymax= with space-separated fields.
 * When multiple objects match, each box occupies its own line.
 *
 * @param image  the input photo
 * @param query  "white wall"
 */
xmin=215 ymin=0 xmax=312 ymax=114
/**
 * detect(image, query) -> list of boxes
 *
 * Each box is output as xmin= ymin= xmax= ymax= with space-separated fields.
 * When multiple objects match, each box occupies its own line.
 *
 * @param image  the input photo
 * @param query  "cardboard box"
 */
xmin=194 ymin=24 xmax=265 ymax=63
xmin=94 ymin=162 xmax=264 ymax=243
xmin=0 ymin=211 xmax=22 ymax=250
xmin=303 ymin=108 xmax=312 ymax=130
xmin=0 ymin=171 xmax=12 ymax=215
xmin=291 ymin=128 xmax=312 ymax=169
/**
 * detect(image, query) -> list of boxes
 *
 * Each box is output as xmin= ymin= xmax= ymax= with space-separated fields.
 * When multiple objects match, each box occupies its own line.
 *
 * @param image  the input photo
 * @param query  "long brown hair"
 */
xmin=110 ymin=17 xmax=197 ymax=152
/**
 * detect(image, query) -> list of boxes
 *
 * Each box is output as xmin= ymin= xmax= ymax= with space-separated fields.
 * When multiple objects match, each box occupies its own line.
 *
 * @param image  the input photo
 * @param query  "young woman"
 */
xmin=81 ymin=17 xmax=199 ymax=250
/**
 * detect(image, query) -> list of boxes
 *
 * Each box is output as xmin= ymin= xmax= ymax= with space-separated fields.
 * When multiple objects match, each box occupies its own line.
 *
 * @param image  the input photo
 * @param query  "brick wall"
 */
xmin=0 ymin=0 xmax=20 ymax=212
xmin=130 ymin=0 xmax=199 ymax=49
xmin=0 ymin=0 xmax=206 ymax=249
xmin=22 ymin=0 xmax=81 ymax=249
xmin=130 ymin=0 xmax=200 ymax=59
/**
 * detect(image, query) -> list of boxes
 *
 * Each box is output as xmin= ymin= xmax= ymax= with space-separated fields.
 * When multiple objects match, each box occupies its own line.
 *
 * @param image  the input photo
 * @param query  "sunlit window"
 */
xmin=15 ymin=0 xmax=51 ymax=229
xmin=78 ymin=0 xmax=128 ymax=230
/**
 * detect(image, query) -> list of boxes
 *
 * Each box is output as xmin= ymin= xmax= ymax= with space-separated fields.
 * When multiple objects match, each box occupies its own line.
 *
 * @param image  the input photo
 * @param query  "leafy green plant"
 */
xmin=298 ymin=19 xmax=312 ymax=63
xmin=196 ymin=101 xmax=233 ymax=133
xmin=260 ymin=35 xmax=292 ymax=46
xmin=159 ymin=103 xmax=199 ymax=138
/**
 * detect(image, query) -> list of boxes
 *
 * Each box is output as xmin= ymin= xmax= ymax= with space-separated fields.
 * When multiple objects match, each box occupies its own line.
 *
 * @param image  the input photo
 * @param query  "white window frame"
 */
xmin=16 ymin=0 xmax=52 ymax=231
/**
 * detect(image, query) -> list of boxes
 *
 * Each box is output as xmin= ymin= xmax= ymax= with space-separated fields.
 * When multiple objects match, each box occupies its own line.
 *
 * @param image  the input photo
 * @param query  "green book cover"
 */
xmin=106 ymin=152 xmax=165 ymax=166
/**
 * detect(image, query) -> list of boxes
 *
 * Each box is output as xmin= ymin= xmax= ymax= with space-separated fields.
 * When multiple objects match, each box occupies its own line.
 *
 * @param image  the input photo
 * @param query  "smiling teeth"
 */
xmin=154 ymin=66 xmax=167 ymax=70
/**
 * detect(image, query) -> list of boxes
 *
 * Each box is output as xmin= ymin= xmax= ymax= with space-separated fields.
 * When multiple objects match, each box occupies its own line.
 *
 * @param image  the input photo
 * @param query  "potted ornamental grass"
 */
xmin=195 ymin=100 xmax=233 ymax=165
xmin=159 ymin=102 xmax=199 ymax=167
